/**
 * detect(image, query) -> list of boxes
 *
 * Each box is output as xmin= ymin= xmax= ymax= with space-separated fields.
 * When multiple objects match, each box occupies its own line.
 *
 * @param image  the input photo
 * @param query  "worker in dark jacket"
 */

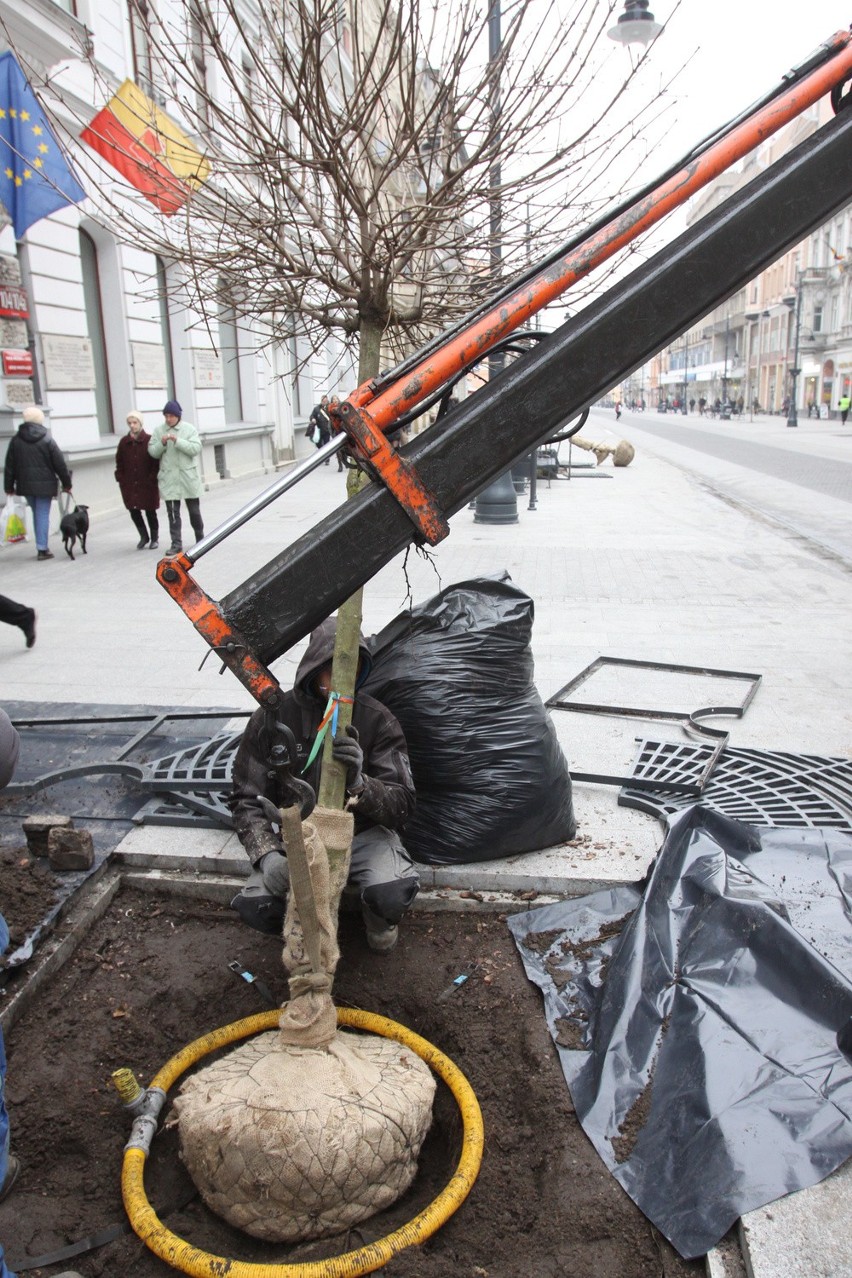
xmin=229 ymin=618 xmax=419 ymax=952
xmin=3 ymin=405 xmax=72 ymax=560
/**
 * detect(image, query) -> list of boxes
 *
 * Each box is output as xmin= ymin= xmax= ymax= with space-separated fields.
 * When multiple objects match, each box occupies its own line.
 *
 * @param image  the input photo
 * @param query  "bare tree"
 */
xmin=68 ymin=0 xmax=678 ymax=381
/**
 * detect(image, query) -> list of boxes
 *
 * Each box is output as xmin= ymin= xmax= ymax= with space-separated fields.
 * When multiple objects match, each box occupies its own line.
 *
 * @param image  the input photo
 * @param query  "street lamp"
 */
xmin=681 ymin=329 xmax=689 ymax=414
xmin=720 ymin=315 xmax=731 ymax=419
xmin=784 ymin=279 xmax=803 ymax=428
xmin=477 ymin=0 xmax=661 ymax=524
xmin=474 ymin=0 xmax=519 ymax=525
xmin=608 ymin=1 xmax=664 ymax=45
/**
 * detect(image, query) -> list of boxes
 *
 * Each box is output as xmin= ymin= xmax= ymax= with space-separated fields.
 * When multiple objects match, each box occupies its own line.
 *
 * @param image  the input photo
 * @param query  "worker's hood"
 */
xmin=293 ymin=617 xmax=373 ymax=704
xmin=18 ymin=422 xmax=47 ymax=444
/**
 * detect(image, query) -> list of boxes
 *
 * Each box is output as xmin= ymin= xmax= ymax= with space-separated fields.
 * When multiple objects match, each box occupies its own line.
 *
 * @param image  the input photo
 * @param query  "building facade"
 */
xmin=623 ymin=102 xmax=851 ymax=418
xmin=0 ymin=0 xmax=357 ymax=514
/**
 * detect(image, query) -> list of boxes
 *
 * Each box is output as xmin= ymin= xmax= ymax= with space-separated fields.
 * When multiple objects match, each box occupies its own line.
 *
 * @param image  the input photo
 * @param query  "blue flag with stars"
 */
xmin=0 ymin=51 xmax=86 ymax=239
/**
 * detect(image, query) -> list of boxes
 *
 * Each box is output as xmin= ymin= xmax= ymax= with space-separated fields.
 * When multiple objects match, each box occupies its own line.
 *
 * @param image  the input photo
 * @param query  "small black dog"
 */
xmin=60 ymin=504 xmax=89 ymax=560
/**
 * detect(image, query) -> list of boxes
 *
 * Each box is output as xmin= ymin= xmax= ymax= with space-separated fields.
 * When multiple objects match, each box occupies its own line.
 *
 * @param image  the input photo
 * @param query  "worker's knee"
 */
xmin=361 ymin=876 xmax=418 ymax=925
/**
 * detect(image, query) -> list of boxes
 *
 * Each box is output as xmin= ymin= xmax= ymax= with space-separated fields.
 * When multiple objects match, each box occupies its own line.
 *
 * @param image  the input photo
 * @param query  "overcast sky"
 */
xmin=640 ymin=1 xmax=850 ymax=170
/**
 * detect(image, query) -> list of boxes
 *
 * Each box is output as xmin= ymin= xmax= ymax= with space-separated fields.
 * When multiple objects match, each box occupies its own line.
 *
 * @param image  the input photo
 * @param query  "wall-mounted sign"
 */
xmin=193 ymin=348 xmax=223 ymax=389
xmin=1 ymin=380 xmax=34 ymax=408
xmin=131 ymin=342 xmax=167 ymax=389
xmin=2 ymin=349 xmax=32 ymax=377
xmin=0 ymin=285 xmax=29 ymax=319
xmin=42 ymin=334 xmax=96 ymax=390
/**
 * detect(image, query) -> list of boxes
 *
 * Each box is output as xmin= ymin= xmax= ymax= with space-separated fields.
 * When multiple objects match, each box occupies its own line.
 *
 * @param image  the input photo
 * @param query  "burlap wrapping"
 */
xmin=278 ymin=806 xmax=353 ymax=1049
xmin=174 ymin=805 xmax=435 ymax=1241
xmin=174 ymin=1028 xmax=436 ymax=1241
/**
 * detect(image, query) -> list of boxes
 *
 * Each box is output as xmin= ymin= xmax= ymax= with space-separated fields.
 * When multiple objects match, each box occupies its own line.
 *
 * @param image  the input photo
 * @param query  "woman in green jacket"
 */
xmin=148 ymin=400 xmax=204 ymax=554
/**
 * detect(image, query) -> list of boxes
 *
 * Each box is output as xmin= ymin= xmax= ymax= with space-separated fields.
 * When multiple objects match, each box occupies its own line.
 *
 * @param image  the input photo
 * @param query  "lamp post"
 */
xmin=784 ymin=277 xmax=803 ymax=428
xmin=720 ymin=315 xmax=731 ymax=419
xmin=608 ymin=0 xmax=664 ymax=44
xmin=474 ymin=0 xmax=518 ymax=524
xmin=476 ymin=0 xmax=659 ymax=523
xmin=681 ymin=329 xmax=689 ymax=414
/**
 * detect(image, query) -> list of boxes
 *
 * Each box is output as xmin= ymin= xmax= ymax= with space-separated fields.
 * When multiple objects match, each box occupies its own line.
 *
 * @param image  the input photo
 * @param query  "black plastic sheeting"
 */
xmin=363 ymin=574 xmax=576 ymax=864
xmin=508 ymin=805 xmax=852 ymax=1258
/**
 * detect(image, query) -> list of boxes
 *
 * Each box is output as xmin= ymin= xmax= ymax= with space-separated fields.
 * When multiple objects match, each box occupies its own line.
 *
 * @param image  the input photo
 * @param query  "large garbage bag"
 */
xmin=509 ymin=805 xmax=852 ymax=1258
xmin=363 ymin=574 xmax=576 ymax=864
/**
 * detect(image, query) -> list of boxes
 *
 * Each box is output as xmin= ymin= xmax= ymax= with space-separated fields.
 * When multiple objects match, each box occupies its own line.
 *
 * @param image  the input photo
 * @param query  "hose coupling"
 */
xmin=124 ymin=1087 xmax=168 ymax=1154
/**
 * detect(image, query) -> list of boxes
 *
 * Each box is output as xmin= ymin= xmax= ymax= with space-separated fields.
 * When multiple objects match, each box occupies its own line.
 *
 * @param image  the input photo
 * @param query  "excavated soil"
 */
xmin=0 ymin=879 xmax=705 ymax=1277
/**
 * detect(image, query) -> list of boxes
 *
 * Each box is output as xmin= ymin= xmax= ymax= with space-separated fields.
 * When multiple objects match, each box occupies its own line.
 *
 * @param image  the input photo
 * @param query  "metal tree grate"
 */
xmin=146 ymin=732 xmax=243 ymax=792
xmin=620 ymin=742 xmax=852 ymax=830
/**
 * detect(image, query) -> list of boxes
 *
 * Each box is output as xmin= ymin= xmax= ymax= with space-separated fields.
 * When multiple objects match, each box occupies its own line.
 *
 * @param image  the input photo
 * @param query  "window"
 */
xmin=79 ymin=230 xmax=114 ymax=436
xmin=219 ymin=295 xmax=243 ymax=423
xmin=189 ymin=0 xmax=210 ymax=128
xmin=813 ymin=305 xmax=823 ymax=334
xmin=155 ymin=257 xmax=176 ymax=395
xmin=129 ymin=0 xmax=155 ymax=97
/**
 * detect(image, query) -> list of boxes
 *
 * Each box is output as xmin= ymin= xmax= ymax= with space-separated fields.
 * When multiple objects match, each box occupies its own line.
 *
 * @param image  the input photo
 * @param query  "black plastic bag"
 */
xmin=364 ymin=574 xmax=576 ymax=864
xmin=509 ymin=806 xmax=852 ymax=1258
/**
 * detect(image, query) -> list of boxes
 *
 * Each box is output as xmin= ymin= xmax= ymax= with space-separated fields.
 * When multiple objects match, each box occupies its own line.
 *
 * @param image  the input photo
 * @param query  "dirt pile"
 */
xmin=0 ymin=886 xmax=704 ymax=1277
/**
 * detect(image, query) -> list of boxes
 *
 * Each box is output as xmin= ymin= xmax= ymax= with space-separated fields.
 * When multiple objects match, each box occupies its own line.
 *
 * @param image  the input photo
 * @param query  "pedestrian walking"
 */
xmin=115 ymin=411 xmax=160 ymax=550
xmin=615 ymin=400 xmax=622 ymax=421
xmin=0 ymin=595 xmax=35 ymax=648
xmin=329 ymin=395 xmax=347 ymax=471
xmin=2 ymin=405 xmax=72 ymax=561
xmin=840 ymin=393 xmax=851 ymax=425
xmin=148 ymin=401 xmax=204 ymax=555
xmin=308 ymin=396 xmax=332 ymax=463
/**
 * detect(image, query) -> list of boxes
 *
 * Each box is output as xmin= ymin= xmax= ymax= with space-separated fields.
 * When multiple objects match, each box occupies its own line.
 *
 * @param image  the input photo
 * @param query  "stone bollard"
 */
xmin=47 ymin=826 xmax=95 ymax=872
xmin=22 ymin=814 xmax=74 ymax=858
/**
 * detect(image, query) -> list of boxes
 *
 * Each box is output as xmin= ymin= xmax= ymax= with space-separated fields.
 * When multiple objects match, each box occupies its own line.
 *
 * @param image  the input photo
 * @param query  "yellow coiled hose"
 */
xmin=121 ymin=1005 xmax=484 ymax=1277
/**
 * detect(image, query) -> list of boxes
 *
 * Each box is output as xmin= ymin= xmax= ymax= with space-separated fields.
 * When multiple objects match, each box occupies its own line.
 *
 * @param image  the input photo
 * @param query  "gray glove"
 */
xmin=332 ymin=724 xmax=364 ymax=793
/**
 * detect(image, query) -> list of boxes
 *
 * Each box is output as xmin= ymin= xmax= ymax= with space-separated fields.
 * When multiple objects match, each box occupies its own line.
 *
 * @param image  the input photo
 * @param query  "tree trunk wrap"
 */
xmin=278 ymin=805 xmax=354 ymax=1050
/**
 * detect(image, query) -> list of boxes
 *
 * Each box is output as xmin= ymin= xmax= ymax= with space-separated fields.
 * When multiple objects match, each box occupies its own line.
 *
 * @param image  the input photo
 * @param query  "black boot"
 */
xmin=130 ymin=509 xmax=148 ymax=549
xmin=166 ymin=501 xmax=182 ymax=554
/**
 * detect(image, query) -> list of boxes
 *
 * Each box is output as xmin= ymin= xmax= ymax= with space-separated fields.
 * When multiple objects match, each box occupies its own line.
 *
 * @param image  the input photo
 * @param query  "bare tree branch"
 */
xmin=54 ymin=0 xmax=682 ymax=379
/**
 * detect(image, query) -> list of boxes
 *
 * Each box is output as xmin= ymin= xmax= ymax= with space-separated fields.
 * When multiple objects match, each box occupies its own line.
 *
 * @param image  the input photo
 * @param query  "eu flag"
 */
xmin=0 ymin=51 xmax=86 ymax=239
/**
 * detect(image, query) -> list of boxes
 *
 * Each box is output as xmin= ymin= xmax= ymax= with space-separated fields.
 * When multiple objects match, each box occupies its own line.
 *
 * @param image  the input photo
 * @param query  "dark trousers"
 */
xmin=166 ymin=499 xmax=203 ymax=550
xmin=129 ymin=509 xmax=159 ymax=541
xmin=0 ymin=594 xmax=33 ymax=630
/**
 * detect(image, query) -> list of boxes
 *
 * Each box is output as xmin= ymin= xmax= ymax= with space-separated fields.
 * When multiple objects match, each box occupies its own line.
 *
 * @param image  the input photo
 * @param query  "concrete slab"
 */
xmin=738 ymin=1162 xmax=852 ymax=1278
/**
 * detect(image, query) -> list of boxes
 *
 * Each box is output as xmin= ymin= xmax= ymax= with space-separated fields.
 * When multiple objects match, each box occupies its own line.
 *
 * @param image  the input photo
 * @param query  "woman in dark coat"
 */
xmin=3 ymin=404 xmax=72 ymax=560
xmin=115 ymin=410 xmax=160 ymax=549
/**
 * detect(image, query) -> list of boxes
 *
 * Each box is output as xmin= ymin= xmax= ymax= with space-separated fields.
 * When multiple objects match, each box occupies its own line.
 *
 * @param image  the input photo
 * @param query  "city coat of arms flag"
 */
xmin=80 ymin=80 xmax=209 ymax=215
xmin=0 ymin=52 xmax=86 ymax=239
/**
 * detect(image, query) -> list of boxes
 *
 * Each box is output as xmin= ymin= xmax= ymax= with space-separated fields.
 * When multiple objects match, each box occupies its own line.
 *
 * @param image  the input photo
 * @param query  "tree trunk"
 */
xmin=316 ymin=312 xmax=382 ymax=811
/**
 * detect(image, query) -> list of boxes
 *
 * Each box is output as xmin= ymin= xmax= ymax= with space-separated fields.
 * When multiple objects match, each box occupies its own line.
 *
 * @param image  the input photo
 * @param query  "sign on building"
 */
xmin=41 ymin=335 xmax=96 ymax=390
xmin=0 ymin=285 xmax=28 ymax=319
xmin=1 ymin=349 xmax=32 ymax=376
xmin=193 ymin=349 xmax=223 ymax=389
xmin=131 ymin=342 xmax=168 ymax=388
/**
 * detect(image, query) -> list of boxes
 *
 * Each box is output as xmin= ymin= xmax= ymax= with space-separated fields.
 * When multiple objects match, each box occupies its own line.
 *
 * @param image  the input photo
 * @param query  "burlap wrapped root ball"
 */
xmin=173 ymin=1028 xmax=436 ymax=1242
